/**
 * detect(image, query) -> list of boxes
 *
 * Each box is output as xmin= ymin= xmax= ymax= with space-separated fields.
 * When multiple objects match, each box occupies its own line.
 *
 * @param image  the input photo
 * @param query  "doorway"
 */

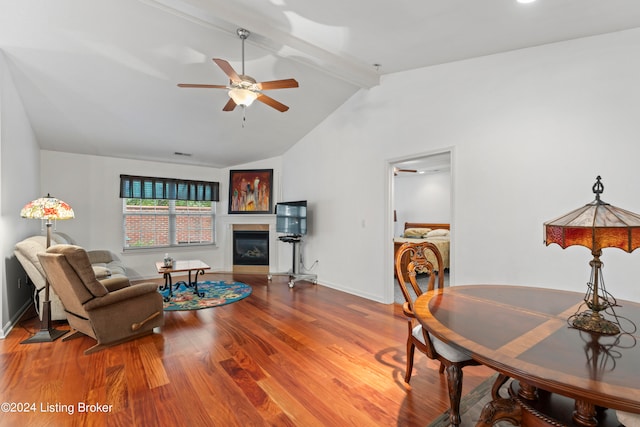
xmin=387 ymin=150 xmax=453 ymax=303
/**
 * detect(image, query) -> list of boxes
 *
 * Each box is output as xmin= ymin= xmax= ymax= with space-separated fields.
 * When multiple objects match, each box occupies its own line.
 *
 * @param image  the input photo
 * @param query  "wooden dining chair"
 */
xmin=394 ymin=241 xmax=480 ymax=427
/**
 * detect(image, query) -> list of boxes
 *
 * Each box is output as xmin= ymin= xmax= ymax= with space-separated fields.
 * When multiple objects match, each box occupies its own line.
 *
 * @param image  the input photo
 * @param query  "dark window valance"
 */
xmin=119 ymin=175 xmax=219 ymax=201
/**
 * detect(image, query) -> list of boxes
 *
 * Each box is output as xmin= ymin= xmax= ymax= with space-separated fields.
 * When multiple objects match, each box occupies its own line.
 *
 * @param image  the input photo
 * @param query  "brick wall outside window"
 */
xmin=124 ymin=204 xmax=214 ymax=248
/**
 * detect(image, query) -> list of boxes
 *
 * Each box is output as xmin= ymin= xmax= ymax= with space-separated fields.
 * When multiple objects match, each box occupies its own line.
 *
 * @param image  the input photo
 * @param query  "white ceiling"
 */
xmin=2 ymin=0 xmax=640 ymax=168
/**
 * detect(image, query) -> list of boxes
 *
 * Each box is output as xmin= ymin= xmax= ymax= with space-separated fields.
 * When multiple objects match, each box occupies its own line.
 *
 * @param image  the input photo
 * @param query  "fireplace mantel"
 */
xmin=220 ymin=216 xmax=278 ymax=273
xmin=232 ymin=224 xmax=269 ymax=274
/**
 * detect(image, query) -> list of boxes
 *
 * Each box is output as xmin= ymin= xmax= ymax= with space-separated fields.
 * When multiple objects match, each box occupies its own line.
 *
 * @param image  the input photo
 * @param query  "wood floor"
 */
xmin=0 ymin=273 xmax=492 ymax=427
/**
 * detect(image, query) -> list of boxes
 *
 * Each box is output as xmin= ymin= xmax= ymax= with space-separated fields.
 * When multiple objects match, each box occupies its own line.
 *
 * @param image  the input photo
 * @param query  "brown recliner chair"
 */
xmin=38 ymin=244 xmax=164 ymax=354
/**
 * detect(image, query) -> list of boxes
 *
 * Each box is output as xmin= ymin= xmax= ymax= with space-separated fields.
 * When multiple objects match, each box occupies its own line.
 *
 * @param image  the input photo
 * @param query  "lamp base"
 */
xmin=21 ymin=327 xmax=67 ymax=344
xmin=20 ymin=298 xmax=66 ymax=344
xmin=572 ymin=311 xmax=620 ymax=335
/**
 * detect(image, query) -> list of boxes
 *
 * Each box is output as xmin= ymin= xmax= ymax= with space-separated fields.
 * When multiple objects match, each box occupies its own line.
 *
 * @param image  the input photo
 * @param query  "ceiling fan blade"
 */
xmin=256 ymin=79 xmax=299 ymax=91
xmin=222 ymin=98 xmax=237 ymax=111
xmin=394 ymin=168 xmax=418 ymax=176
xmin=177 ymin=83 xmax=228 ymax=89
xmin=256 ymin=94 xmax=289 ymax=112
xmin=212 ymin=58 xmax=241 ymax=82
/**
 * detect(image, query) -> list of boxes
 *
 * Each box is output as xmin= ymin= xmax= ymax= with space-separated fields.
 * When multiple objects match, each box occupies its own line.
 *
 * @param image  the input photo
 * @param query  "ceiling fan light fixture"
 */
xmin=178 ymin=27 xmax=297 ymax=112
xmin=228 ymin=88 xmax=258 ymax=106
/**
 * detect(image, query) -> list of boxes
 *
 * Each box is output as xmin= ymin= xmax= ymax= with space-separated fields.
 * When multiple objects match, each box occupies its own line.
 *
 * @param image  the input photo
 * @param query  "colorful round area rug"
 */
xmin=162 ymin=280 xmax=252 ymax=311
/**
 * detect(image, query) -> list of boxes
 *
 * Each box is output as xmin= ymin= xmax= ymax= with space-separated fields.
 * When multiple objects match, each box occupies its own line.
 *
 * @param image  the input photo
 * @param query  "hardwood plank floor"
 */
xmin=0 ymin=273 xmax=492 ymax=426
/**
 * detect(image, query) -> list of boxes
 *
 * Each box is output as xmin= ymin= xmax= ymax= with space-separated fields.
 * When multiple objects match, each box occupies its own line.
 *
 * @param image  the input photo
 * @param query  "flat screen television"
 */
xmin=275 ymin=201 xmax=307 ymax=236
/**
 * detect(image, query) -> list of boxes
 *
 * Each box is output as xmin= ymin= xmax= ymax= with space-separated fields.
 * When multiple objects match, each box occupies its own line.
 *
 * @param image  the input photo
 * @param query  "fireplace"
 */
xmin=233 ymin=230 xmax=269 ymax=266
xmin=231 ymin=224 xmax=270 ymax=273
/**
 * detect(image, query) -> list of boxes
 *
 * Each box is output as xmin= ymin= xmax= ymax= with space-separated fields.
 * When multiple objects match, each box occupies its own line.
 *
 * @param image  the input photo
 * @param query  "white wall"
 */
xmin=394 ymin=170 xmax=451 ymax=236
xmin=0 ymin=51 xmax=42 ymax=336
xmin=282 ymin=28 xmax=640 ymax=304
xmin=40 ymin=151 xmax=287 ymax=279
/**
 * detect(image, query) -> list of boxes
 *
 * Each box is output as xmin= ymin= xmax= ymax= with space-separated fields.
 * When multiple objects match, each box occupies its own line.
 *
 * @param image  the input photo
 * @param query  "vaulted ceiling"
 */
xmin=2 ymin=0 xmax=640 ymax=167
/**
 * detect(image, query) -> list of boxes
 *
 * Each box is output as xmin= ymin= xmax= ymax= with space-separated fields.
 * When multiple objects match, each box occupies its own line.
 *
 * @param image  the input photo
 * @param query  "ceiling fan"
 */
xmin=178 ymin=28 xmax=299 ymax=112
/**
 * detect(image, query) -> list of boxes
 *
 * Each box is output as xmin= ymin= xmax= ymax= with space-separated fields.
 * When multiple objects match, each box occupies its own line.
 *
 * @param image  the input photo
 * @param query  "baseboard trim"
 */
xmin=1 ymin=300 xmax=33 ymax=339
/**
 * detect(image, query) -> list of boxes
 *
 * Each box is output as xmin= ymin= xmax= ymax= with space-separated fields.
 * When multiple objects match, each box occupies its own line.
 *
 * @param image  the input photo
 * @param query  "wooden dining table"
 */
xmin=413 ymin=285 xmax=640 ymax=427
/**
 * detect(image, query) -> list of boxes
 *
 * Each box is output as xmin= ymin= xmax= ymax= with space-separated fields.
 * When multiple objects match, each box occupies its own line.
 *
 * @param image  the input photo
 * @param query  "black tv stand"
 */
xmin=278 ymin=234 xmax=302 ymax=244
xmin=268 ymin=235 xmax=317 ymax=288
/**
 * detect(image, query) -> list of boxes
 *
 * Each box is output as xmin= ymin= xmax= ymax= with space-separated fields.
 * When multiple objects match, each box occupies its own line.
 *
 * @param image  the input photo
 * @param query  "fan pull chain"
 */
xmin=242 ymin=106 xmax=247 ymax=128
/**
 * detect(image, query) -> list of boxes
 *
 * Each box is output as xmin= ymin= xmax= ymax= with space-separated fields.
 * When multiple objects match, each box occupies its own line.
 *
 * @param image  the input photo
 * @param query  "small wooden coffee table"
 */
xmin=156 ymin=259 xmax=210 ymax=301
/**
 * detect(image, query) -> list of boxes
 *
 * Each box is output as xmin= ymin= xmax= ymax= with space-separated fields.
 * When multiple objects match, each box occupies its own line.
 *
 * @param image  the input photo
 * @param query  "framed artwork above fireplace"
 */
xmin=228 ymin=169 xmax=273 ymax=214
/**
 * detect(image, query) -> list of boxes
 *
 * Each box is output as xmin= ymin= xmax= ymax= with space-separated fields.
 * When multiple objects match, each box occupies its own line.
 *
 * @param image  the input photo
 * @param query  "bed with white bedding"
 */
xmin=393 ymin=222 xmax=450 ymax=272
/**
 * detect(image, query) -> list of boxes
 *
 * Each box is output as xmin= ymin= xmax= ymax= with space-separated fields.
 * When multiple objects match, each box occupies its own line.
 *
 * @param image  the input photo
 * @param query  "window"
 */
xmin=120 ymin=175 xmax=219 ymax=249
